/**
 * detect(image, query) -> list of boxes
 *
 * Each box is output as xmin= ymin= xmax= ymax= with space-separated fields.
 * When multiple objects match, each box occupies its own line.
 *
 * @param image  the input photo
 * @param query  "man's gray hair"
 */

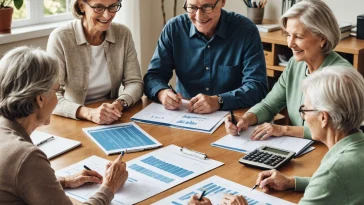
xmin=280 ymin=0 xmax=340 ymax=55
xmin=0 ymin=46 xmax=59 ymax=120
xmin=302 ymin=67 xmax=364 ymax=134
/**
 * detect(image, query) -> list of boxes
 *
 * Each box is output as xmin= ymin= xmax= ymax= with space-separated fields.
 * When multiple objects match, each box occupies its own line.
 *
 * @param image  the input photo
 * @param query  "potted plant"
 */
xmin=0 ymin=0 xmax=23 ymax=33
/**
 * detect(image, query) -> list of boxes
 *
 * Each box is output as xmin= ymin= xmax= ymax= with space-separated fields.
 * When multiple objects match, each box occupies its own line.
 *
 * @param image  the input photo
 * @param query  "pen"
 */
xmin=36 ymin=136 xmax=55 ymax=146
xmin=83 ymin=165 xmax=91 ymax=170
xmin=251 ymin=184 xmax=258 ymax=191
xmin=230 ymin=110 xmax=240 ymax=135
xmin=168 ymin=84 xmax=177 ymax=94
xmin=198 ymin=190 xmax=206 ymax=201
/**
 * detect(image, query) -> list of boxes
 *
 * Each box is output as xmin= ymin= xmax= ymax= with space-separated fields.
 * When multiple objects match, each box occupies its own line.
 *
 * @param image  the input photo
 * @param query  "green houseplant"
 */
xmin=0 ymin=0 xmax=24 ymax=33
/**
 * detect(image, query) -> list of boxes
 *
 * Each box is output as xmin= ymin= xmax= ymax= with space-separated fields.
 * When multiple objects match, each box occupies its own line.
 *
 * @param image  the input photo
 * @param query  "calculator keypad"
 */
xmin=243 ymin=150 xmax=286 ymax=167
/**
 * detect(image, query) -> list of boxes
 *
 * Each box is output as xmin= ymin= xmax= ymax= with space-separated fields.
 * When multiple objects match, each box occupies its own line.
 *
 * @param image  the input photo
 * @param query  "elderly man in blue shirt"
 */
xmin=144 ymin=0 xmax=268 ymax=114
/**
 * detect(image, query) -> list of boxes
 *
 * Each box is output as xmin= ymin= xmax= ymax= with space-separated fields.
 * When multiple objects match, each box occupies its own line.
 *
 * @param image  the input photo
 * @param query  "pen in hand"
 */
xmin=36 ymin=136 xmax=55 ymax=146
xmin=230 ymin=110 xmax=240 ymax=135
xmin=168 ymin=84 xmax=177 ymax=94
xmin=198 ymin=190 xmax=206 ymax=201
xmin=251 ymin=184 xmax=258 ymax=191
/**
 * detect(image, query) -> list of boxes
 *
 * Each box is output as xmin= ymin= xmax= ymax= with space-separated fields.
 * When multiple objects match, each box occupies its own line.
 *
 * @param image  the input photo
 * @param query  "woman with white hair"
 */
xmin=0 ymin=47 xmax=128 ymax=204
xmin=47 ymin=0 xmax=143 ymax=125
xmin=191 ymin=66 xmax=364 ymax=204
xmin=225 ymin=0 xmax=352 ymax=140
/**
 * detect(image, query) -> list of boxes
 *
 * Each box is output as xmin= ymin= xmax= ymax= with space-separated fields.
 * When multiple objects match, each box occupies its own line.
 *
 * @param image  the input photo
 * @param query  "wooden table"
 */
xmin=38 ymin=97 xmax=328 ymax=204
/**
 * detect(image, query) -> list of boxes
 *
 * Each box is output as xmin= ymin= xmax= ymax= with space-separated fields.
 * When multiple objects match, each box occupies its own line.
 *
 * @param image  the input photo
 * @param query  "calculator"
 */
xmin=239 ymin=146 xmax=295 ymax=170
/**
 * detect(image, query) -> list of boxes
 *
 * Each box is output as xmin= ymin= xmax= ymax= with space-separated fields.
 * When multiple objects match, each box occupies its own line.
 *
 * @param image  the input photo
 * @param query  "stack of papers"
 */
xmin=30 ymin=130 xmax=81 ymax=159
xmin=56 ymin=145 xmax=224 ymax=204
xmin=131 ymin=101 xmax=228 ymax=133
xmin=256 ymin=24 xmax=281 ymax=32
xmin=211 ymin=125 xmax=314 ymax=157
xmin=153 ymin=176 xmax=295 ymax=205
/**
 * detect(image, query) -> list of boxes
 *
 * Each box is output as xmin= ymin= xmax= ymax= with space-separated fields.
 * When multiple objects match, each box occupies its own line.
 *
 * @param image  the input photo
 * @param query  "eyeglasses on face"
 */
xmin=84 ymin=1 xmax=122 ymax=14
xmin=183 ymin=0 xmax=220 ymax=14
xmin=49 ymin=85 xmax=65 ymax=95
xmin=298 ymin=105 xmax=318 ymax=120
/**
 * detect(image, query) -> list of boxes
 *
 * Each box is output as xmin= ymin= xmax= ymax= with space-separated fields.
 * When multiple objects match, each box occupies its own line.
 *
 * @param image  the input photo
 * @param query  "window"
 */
xmin=12 ymin=0 xmax=73 ymax=28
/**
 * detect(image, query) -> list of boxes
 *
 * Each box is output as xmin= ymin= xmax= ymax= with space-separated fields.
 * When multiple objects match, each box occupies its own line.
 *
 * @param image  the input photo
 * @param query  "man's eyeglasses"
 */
xmin=183 ymin=0 xmax=220 ymax=14
xmin=298 ymin=105 xmax=318 ymax=120
xmin=84 ymin=1 xmax=121 ymax=14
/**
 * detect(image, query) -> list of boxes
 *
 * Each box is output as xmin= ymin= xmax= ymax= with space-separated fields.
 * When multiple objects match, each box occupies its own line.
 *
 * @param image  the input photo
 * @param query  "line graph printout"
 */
xmin=56 ymin=145 xmax=223 ymax=205
xmin=131 ymin=100 xmax=228 ymax=133
xmin=153 ymin=176 xmax=296 ymax=205
xmin=83 ymin=122 xmax=162 ymax=155
xmin=211 ymin=125 xmax=313 ymax=157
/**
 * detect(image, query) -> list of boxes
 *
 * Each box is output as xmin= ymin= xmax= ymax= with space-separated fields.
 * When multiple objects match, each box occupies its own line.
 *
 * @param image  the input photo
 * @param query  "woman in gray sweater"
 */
xmin=47 ymin=0 xmax=143 ymax=125
xmin=0 ymin=46 xmax=128 ymax=204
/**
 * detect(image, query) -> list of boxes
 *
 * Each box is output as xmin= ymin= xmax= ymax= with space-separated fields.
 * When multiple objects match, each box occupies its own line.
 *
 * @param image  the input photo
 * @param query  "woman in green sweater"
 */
xmin=191 ymin=66 xmax=364 ymax=205
xmin=225 ymin=0 xmax=352 ymax=140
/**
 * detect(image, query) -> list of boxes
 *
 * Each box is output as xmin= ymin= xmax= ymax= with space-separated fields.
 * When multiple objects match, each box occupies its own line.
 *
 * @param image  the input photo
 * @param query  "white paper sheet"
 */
xmin=30 ymin=130 xmax=81 ymax=159
xmin=56 ymin=145 xmax=224 ymax=205
xmin=153 ymin=175 xmax=296 ymax=205
xmin=211 ymin=125 xmax=313 ymax=157
xmin=131 ymin=100 xmax=228 ymax=133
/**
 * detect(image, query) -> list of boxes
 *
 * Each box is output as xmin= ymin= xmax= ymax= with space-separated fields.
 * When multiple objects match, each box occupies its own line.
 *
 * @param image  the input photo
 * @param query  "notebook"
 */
xmin=211 ymin=125 xmax=314 ymax=157
xmin=30 ymin=130 xmax=81 ymax=159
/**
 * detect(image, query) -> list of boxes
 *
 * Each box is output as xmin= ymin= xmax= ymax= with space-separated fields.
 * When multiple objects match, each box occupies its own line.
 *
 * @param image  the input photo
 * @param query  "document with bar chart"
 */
xmin=153 ymin=176 xmax=296 ymax=205
xmin=56 ymin=145 xmax=224 ymax=204
xmin=83 ymin=122 xmax=162 ymax=155
xmin=131 ymin=101 xmax=228 ymax=133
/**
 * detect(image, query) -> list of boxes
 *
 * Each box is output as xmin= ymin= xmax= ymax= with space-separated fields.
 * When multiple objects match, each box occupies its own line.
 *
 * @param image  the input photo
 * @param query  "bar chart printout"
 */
xmin=56 ymin=145 xmax=224 ymax=205
xmin=82 ymin=122 xmax=162 ymax=155
xmin=153 ymin=176 xmax=296 ymax=205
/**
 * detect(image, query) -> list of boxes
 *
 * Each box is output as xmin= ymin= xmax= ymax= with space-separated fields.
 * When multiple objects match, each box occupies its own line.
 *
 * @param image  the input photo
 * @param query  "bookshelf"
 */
xmin=260 ymin=29 xmax=364 ymax=77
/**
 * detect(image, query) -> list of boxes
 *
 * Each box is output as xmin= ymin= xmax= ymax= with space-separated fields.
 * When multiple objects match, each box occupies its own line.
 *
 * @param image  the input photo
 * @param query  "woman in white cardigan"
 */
xmin=47 ymin=0 xmax=143 ymax=124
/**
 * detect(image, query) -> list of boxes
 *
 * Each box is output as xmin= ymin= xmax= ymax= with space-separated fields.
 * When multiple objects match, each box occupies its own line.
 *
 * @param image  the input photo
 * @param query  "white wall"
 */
xmin=1 ymin=0 xmax=362 ymax=68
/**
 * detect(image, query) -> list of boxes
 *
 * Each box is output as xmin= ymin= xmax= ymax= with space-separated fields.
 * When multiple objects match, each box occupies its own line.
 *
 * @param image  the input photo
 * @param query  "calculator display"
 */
xmin=263 ymin=147 xmax=289 ymax=155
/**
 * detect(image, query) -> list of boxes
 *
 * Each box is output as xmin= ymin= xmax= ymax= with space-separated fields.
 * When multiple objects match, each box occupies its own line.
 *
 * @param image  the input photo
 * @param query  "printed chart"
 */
xmin=153 ymin=176 xmax=296 ymax=205
xmin=131 ymin=101 xmax=228 ymax=133
xmin=56 ymin=145 xmax=223 ymax=205
xmin=83 ymin=122 xmax=162 ymax=155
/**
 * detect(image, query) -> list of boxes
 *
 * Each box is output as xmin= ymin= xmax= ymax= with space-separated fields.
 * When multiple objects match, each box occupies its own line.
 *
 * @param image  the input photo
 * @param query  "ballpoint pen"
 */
xmin=198 ymin=190 xmax=206 ymax=201
xmin=168 ymin=84 xmax=177 ymax=94
xmin=230 ymin=110 xmax=240 ymax=135
xmin=251 ymin=184 xmax=258 ymax=191
xmin=36 ymin=136 xmax=55 ymax=146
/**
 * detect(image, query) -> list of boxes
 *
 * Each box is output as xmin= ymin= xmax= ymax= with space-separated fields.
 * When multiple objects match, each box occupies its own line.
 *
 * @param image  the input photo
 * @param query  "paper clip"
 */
xmin=180 ymin=147 xmax=208 ymax=160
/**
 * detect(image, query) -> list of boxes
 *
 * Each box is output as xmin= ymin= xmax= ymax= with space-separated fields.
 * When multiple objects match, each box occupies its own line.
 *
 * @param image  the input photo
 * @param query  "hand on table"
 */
xmin=220 ymin=194 xmax=248 ymax=205
xmin=158 ymin=89 xmax=183 ymax=110
xmin=251 ymin=123 xmax=286 ymax=141
xmin=188 ymin=194 xmax=212 ymax=205
xmin=225 ymin=115 xmax=250 ymax=136
xmin=187 ymin=94 xmax=219 ymax=114
xmin=88 ymin=103 xmax=122 ymax=124
xmin=64 ymin=170 xmax=103 ymax=188
xmin=256 ymin=169 xmax=295 ymax=193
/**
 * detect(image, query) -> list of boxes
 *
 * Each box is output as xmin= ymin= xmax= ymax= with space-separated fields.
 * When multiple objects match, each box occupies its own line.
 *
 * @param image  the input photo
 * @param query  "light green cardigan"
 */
xmin=247 ymin=51 xmax=352 ymax=139
xmin=295 ymin=131 xmax=364 ymax=204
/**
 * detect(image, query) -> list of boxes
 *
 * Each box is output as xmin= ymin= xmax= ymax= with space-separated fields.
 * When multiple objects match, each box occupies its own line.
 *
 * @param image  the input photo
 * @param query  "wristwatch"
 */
xmin=217 ymin=95 xmax=224 ymax=110
xmin=115 ymin=99 xmax=129 ymax=109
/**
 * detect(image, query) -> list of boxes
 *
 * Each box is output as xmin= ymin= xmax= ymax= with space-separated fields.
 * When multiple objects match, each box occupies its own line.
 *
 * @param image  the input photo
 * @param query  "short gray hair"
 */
xmin=0 ymin=46 xmax=59 ymax=120
xmin=302 ymin=67 xmax=364 ymax=134
xmin=72 ymin=0 xmax=122 ymax=19
xmin=280 ymin=0 xmax=340 ymax=55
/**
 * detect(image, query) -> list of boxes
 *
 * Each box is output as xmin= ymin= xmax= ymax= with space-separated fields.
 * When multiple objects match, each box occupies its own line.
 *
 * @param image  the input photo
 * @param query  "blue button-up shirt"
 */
xmin=144 ymin=9 xmax=268 ymax=110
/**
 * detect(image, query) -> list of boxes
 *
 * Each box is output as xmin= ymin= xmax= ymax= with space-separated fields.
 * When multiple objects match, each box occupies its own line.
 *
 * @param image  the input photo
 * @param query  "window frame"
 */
xmin=12 ymin=0 xmax=73 ymax=28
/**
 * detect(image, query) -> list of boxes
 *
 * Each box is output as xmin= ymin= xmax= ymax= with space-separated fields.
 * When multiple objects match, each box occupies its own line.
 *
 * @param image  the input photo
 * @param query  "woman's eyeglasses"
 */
xmin=84 ymin=1 xmax=121 ymax=14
